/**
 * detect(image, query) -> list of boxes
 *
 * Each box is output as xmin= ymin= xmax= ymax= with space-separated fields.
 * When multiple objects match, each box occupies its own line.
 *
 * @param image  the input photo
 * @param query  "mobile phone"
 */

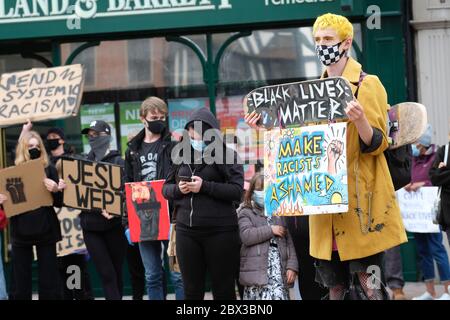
xmin=178 ymin=175 xmax=192 ymax=182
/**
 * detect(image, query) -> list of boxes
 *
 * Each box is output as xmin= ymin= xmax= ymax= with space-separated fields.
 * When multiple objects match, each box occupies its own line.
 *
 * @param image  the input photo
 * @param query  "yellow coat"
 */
xmin=309 ymin=58 xmax=408 ymax=261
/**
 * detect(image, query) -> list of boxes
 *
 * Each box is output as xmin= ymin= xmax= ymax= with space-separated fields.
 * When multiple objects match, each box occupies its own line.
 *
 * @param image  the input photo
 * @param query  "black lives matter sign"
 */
xmin=0 ymin=64 xmax=85 ymax=127
xmin=61 ymin=158 xmax=123 ymax=216
xmin=245 ymin=77 xmax=353 ymax=129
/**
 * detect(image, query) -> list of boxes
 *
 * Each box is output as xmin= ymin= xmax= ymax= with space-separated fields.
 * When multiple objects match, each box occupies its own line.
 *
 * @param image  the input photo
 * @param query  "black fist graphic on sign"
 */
xmin=6 ymin=177 xmax=26 ymax=204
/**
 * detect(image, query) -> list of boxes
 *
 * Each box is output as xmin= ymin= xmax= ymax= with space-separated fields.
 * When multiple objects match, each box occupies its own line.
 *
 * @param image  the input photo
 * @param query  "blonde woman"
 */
xmin=0 ymin=131 xmax=65 ymax=300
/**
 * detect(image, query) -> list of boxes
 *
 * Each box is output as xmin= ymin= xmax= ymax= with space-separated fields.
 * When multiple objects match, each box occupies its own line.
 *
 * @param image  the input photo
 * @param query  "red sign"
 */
xmin=125 ymin=180 xmax=170 ymax=242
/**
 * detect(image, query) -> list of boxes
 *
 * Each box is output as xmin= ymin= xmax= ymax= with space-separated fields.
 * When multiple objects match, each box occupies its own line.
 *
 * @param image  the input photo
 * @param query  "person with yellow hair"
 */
xmin=246 ymin=13 xmax=407 ymax=300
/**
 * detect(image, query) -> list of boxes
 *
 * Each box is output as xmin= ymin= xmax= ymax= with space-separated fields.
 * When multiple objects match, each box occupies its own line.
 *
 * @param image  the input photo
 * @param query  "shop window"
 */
xmin=127 ymin=39 xmax=151 ymax=85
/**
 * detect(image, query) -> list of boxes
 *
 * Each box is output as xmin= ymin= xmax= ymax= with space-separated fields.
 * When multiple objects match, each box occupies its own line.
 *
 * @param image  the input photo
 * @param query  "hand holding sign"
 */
xmin=345 ymin=99 xmax=366 ymax=123
xmin=44 ymin=178 xmax=59 ymax=193
xmin=101 ymin=209 xmax=115 ymax=220
xmin=20 ymin=119 xmax=33 ymax=139
xmin=58 ymin=179 xmax=67 ymax=191
xmin=0 ymin=193 xmax=7 ymax=204
xmin=244 ymin=111 xmax=263 ymax=130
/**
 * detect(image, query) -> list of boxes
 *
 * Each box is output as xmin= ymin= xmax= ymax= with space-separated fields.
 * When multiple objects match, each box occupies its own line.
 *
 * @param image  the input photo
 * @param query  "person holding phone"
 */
xmin=163 ymin=107 xmax=244 ymax=300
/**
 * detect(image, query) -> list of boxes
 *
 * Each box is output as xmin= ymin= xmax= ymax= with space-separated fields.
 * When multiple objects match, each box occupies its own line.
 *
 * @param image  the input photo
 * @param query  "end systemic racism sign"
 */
xmin=0 ymin=64 xmax=85 ymax=127
xmin=56 ymin=207 xmax=86 ymax=257
xmin=264 ymin=123 xmax=349 ymax=216
xmin=245 ymin=77 xmax=353 ymax=129
xmin=61 ymin=158 xmax=123 ymax=216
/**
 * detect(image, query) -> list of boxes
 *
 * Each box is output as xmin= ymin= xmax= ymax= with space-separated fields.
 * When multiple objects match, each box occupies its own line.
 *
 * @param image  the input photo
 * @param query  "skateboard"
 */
xmin=387 ymin=102 xmax=428 ymax=149
xmin=243 ymin=77 xmax=353 ymax=129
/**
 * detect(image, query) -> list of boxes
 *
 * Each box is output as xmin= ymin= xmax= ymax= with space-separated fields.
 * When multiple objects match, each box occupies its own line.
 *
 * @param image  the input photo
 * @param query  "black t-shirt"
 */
xmin=138 ymin=140 xmax=162 ymax=181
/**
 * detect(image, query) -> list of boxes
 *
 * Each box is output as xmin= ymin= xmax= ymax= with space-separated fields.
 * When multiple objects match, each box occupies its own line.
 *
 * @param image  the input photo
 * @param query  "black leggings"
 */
xmin=176 ymin=227 xmax=240 ymax=300
xmin=82 ymin=225 xmax=127 ymax=300
xmin=11 ymin=243 xmax=60 ymax=300
xmin=126 ymin=243 xmax=146 ymax=300
xmin=58 ymin=254 xmax=94 ymax=300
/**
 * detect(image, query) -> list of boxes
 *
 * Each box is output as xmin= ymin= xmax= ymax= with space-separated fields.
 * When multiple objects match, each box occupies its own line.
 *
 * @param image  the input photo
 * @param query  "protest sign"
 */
xmin=264 ymin=122 xmax=348 ymax=216
xmin=61 ymin=157 xmax=123 ymax=215
xmin=125 ymin=180 xmax=170 ymax=242
xmin=0 ymin=64 xmax=85 ymax=127
xmin=56 ymin=207 xmax=86 ymax=257
xmin=397 ymin=187 xmax=440 ymax=233
xmin=0 ymin=159 xmax=53 ymax=217
xmin=244 ymin=77 xmax=353 ymax=129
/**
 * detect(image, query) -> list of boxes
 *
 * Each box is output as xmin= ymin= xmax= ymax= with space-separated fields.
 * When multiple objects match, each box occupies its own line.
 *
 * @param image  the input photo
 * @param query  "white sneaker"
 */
xmin=412 ymin=292 xmax=435 ymax=300
xmin=436 ymin=293 xmax=450 ymax=300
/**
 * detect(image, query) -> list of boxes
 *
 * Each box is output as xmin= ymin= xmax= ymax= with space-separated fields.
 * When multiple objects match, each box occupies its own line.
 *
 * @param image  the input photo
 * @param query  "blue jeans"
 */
xmin=414 ymin=232 xmax=450 ymax=282
xmin=0 ymin=233 xmax=8 ymax=300
xmin=138 ymin=240 xmax=184 ymax=300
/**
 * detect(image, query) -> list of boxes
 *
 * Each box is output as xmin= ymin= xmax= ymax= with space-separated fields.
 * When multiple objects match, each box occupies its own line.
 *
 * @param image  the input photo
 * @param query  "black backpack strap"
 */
xmin=354 ymin=71 xmax=368 ymax=99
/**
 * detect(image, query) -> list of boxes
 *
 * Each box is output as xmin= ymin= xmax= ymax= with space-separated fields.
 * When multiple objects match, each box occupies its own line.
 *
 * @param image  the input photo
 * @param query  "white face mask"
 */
xmin=252 ymin=190 xmax=265 ymax=208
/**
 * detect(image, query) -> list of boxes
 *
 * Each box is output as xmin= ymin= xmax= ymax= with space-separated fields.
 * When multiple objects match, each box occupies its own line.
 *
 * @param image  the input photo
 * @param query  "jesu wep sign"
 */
xmin=0 ymin=64 xmax=85 ymax=127
xmin=61 ymin=158 xmax=123 ymax=215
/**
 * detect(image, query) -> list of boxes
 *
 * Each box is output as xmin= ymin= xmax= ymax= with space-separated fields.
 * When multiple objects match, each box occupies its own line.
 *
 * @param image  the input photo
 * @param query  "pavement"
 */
xmin=34 ymin=282 xmax=442 ymax=300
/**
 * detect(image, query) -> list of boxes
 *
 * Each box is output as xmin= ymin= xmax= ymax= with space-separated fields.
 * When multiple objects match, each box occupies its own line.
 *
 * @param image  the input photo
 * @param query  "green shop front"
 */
xmin=0 ymin=0 xmax=418 ymax=297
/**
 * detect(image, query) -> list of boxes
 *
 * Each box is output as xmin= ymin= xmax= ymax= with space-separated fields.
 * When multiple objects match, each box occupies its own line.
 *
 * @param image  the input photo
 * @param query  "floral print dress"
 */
xmin=243 ymin=217 xmax=289 ymax=300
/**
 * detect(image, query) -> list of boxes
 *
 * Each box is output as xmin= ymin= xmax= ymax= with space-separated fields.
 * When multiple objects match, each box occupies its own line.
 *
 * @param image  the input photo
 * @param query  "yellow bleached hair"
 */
xmin=313 ymin=13 xmax=354 ymax=41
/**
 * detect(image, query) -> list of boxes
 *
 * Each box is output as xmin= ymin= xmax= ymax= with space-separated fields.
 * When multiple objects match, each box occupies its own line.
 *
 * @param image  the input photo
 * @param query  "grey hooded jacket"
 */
xmin=238 ymin=205 xmax=298 ymax=287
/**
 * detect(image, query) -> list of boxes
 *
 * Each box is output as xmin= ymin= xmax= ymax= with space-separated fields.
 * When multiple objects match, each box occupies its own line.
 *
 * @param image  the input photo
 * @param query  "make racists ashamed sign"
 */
xmin=244 ymin=77 xmax=353 ymax=129
xmin=264 ymin=123 xmax=349 ymax=216
xmin=0 ymin=64 xmax=85 ymax=127
xmin=61 ymin=158 xmax=123 ymax=216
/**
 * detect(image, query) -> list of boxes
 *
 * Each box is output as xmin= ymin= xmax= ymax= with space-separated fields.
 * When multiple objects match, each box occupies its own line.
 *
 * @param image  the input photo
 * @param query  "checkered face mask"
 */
xmin=316 ymin=41 xmax=347 ymax=66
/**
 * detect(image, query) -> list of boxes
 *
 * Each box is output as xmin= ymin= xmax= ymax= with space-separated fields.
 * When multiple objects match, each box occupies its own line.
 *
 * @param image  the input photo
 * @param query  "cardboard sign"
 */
xmin=264 ymin=123 xmax=349 ymax=216
xmin=0 ymin=159 xmax=53 ymax=218
xmin=245 ymin=77 xmax=353 ymax=129
xmin=125 ymin=180 xmax=170 ymax=242
xmin=56 ymin=207 xmax=86 ymax=257
xmin=397 ymin=187 xmax=440 ymax=233
xmin=0 ymin=64 xmax=85 ymax=127
xmin=61 ymin=157 xmax=123 ymax=215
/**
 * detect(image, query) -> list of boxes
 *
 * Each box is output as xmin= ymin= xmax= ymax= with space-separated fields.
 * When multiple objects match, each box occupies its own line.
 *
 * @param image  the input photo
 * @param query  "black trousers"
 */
xmin=58 ymin=253 xmax=94 ymax=300
xmin=176 ymin=226 xmax=240 ymax=300
xmin=82 ymin=225 xmax=127 ymax=300
xmin=285 ymin=216 xmax=328 ymax=300
xmin=126 ymin=243 xmax=146 ymax=300
xmin=11 ymin=243 xmax=60 ymax=300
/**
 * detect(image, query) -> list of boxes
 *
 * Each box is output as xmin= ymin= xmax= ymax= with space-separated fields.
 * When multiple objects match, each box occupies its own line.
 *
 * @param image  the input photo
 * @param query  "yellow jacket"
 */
xmin=309 ymin=58 xmax=408 ymax=261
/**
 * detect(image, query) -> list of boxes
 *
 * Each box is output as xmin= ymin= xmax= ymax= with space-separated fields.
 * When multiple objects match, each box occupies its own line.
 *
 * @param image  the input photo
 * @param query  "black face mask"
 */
xmin=88 ymin=135 xmax=111 ymax=161
xmin=46 ymin=139 xmax=60 ymax=151
xmin=146 ymin=120 xmax=166 ymax=134
xmin=29 ymin=148 xmax=41 ymax=160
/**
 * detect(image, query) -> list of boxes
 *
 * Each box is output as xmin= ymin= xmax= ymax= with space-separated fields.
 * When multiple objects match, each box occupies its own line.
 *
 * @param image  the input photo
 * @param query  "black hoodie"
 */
xmin=79 ymin=150 xmax=124 ymax=232
xmin=162 ymin=108 xmax=244 ymax=228
xmin=10 ymin=164 xmax=63 ymax=247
